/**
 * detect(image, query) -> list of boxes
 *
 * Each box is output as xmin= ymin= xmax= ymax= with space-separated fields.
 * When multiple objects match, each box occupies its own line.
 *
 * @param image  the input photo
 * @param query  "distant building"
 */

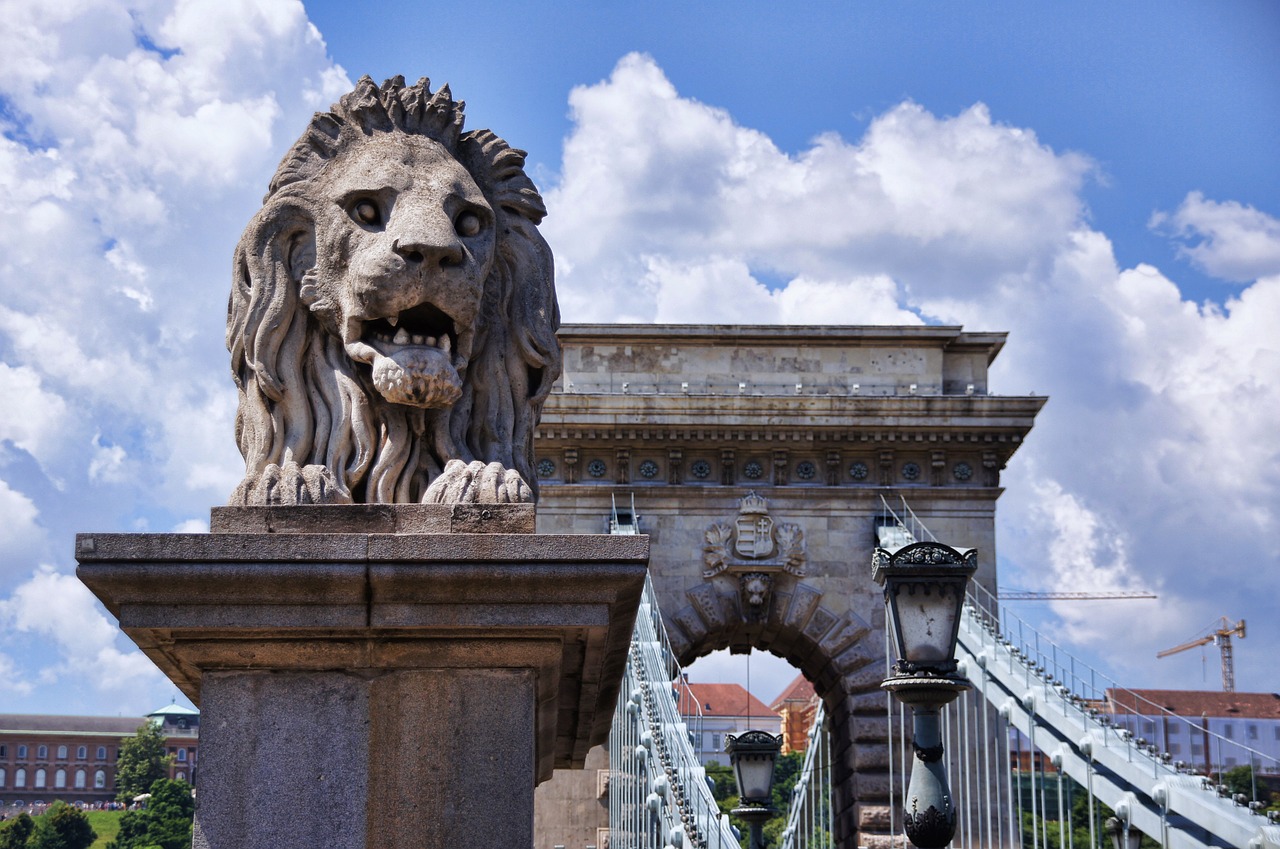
xmin=675 ymin=681 xmax=781 ymax=766
xmin=0 ymin=704 xmax=200 ymax=805
xmin=1103 ymin=689 xmax=1280 ymax=775
xmin=770 ymin=673 xmax=820 ymax=755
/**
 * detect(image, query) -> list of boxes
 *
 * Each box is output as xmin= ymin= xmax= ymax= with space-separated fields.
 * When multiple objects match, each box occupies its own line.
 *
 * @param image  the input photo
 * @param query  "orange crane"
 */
xmin=1157 ymin=617 xmax=1246 ymax=692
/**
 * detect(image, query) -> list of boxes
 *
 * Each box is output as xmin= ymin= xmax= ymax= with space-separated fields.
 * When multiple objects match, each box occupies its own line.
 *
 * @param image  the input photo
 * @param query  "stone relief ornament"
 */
xmin=702 ymin=492 xmax=807 ymax=579
xmin=227 ymin=75 xmax=561 ymax=505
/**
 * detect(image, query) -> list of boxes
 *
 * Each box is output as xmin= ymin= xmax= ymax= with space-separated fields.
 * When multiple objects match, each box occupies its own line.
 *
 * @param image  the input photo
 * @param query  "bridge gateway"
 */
xmin=532 ymin=324 xmax=1045 ymax=849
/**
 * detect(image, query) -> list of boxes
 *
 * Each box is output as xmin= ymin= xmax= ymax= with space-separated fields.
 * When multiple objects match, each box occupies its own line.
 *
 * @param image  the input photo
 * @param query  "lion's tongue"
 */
xmin=371 ymin=346 xmax=462 ymax=408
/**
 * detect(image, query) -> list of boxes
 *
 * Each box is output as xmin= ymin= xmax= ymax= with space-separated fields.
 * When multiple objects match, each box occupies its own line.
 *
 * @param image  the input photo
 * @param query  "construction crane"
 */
xmin=1157 ymin=617 xmax=1246 ymax=692
xmin=999 ymin=590 xmax=1158 ymax=601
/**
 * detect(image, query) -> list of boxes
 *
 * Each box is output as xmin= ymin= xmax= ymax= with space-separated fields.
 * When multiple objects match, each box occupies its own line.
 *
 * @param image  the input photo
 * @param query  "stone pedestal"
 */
xmin=76 ymin=505 xmax=648 ymax=849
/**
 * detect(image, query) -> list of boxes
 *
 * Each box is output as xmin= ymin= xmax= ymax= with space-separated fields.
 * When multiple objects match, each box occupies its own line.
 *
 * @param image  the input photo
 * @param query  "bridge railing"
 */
xmin=779 ymin=701 xmax=833 ymax=849
xmin=954 ymin=579 xmax=1280 ymax=849
xmin=610 ymin=574 xmax=741 ymax=849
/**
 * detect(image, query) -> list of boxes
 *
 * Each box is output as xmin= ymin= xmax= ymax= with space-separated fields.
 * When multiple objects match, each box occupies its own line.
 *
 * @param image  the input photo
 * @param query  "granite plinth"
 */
xmin=76 ymin=514 xmax=648 ymax=849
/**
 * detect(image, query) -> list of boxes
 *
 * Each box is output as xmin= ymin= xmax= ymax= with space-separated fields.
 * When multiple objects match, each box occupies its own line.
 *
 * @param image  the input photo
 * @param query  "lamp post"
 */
xmin=725 ymin=730 xmax=783 ymax=849
xmin=873 ymin=541 xmax=978 ymax=849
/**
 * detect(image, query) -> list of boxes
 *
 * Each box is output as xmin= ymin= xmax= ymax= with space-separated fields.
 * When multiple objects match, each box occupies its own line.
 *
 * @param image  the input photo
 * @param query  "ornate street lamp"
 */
xmin=724 ymin=730 xmax=783 ymax=849
xmin=873 ymin=541 xmax=978 ymax=849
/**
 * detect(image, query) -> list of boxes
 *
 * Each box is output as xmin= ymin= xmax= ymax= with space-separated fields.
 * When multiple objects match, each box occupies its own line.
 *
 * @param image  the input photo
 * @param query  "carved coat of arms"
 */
xmin=703 ymin=493 xmax=806 ymax=578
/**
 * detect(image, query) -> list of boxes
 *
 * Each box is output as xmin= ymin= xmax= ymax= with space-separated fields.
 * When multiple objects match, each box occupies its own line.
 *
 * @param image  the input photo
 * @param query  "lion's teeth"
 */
xmin=387 ymin=315 xmax=399 ymax=328
xmin=422 ymin=335 xmax=435 ymax=346
xmin=413 ymin=335 xmax=426 ymax=345
xmin=393 ymin=328 xmax=410 ymax=345
xmin=439 ymin=335 xmax=451 ymax=354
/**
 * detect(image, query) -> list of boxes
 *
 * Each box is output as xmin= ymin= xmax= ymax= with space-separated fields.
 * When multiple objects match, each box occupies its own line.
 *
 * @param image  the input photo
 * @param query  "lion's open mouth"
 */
xmin=364 ymin=302 xmax=457 ymax=358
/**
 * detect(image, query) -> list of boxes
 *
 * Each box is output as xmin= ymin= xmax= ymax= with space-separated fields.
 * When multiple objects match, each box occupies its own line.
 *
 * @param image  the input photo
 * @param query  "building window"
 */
xmin=57 ymin=745 xmax=67 ymax=760
xmin=0 ymin=744 xmax=5 ymax=757
xmin=17 ymin=745 xmax=27 ymax=760
xmin=0 ymin=767 xmax=6 ymax=787
xmin=1141 ymin=721 xmax=1155 ymax=736
xmin=35 ymin=768 xmax=46 ymax=788
xmin=15 ymin=768 xmax=26 ymax=788
xmin=177 ymin=749 xmax=187 ymax=763
xmin=37 ymin=745 xmax=47 ymax=759
xmin=176 ymin=771 xmax=185 ymax=782
xmin=1224 ymin=724 xmax=1234 ymax=739
xmin=94 ymin=770 xmax=106 ymax=789
xmin=74 ymin=769 xmax=86 ymax=789
xmin=77 ymin=745 xmax=87 ymax=759
xmin=1247 ymin=724 xmax=1258 ymax=740
xmin=709 ymin=733 xmax=722 ymax=751
xmin=1169 ymin=743 xmax=1181 ymax=754
xmin=97 ymin=746 xmax=107 ymax=760
xmin=54 ymin=769 xmax=66 ymax=788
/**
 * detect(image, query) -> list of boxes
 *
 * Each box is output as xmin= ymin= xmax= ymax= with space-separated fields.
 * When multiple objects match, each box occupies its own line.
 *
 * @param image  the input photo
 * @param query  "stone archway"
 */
xmin=657 ymin=493 xmax=895 ymax=849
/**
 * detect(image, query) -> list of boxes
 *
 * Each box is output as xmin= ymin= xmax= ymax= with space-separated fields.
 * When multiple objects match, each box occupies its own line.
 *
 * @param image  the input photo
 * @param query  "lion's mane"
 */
xmin=227 ymin=76 xmax=560 ymax=504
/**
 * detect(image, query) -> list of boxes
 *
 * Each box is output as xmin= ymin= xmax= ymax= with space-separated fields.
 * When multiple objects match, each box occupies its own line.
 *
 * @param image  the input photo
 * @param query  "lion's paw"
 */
xmin=233 ymin=460 xmax=353 ymax=506
xmin=423 ymin=459 xmax=533 ymax=504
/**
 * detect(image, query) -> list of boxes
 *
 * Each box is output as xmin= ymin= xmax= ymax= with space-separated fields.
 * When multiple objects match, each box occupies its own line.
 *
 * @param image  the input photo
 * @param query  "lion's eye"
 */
xmin=455 ymin=210 xmax=482 ymax=238
xmin=353 ymin=200 xmax=380 ymax=225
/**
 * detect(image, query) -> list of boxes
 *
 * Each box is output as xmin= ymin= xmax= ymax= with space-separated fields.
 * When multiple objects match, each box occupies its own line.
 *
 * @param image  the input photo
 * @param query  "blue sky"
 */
xmin=0 ymin=0 xmax=1277 ymax=715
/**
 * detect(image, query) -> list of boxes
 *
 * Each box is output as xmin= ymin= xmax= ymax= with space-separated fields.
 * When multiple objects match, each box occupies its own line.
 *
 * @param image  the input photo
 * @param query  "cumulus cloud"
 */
xmin=1152 ymin=192 xmax=1280 ymax=282
xmin=0 ymin=565 xmax=166 ymax=702
xmin=545 ymin=53 xmax=1092 ymax=323
xmin=544 ymin=54 xmax=1280 ymax=690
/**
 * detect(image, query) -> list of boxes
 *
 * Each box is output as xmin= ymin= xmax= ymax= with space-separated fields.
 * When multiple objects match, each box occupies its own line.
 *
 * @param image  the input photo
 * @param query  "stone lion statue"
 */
xmin=227 ymin=76 xmax=560 ymax=505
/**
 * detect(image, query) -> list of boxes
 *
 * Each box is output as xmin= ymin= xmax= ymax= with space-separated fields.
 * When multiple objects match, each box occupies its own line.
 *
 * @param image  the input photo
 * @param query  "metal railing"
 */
xmin=610 ymin=575 xmax=741 ymax=849
xmin=779 ymin=702 xmax=833 ymax=849
xmin=956 ymin=579 xmax=1280 ymax=849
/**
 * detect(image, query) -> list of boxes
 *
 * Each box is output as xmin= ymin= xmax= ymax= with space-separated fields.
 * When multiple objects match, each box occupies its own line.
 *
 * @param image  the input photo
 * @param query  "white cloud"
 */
xmin=0 ymin=565 xmax=166 ymax=699
xmin=88 ymin=433 xmax=129 ymax=484
xmin=0 ymin=363 xmax=69 ymax=466
xmin=0 ymin=477 xmax=41 ymax=557
xmin=1152 ymin=191 xmax=1280 ymax=282
xmin=545 ymin=53 xmax=1093 ymax=322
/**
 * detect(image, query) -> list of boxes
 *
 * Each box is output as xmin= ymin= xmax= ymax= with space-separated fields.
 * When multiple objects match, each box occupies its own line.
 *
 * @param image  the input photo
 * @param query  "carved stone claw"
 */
xmin=423 ymin=459 xmax=533 ymax=504
xmin=233 ymin=460 xmax=352 ymax=506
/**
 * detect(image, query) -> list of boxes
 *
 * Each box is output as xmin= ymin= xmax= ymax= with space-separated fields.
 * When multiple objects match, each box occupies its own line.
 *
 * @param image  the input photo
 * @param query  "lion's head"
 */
xmin=227 ymin=76 xmax=560 ymax=505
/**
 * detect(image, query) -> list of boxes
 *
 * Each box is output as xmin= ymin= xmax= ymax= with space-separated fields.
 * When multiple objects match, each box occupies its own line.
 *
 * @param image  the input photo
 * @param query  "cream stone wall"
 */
xmin=533 ymin=325 xmax=1044 ymax=849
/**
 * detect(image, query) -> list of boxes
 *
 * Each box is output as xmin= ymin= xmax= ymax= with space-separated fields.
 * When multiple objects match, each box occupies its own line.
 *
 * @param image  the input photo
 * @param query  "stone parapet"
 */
xmin=77 ymin=515 xmax=649 ymax=849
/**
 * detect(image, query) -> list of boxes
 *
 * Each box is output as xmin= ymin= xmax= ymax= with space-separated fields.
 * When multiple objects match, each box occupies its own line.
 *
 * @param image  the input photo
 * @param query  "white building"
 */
xmin=676 ymin=681 xmax=782 ymax=766
xmin=1104 ymin=689 xmax=1280 ymax=775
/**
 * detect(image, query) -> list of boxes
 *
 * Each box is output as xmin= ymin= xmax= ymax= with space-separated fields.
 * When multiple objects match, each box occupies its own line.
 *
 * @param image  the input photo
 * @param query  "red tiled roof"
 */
xmin=770 ymin=673 xmax=816 ymax=710
xmin=676 ymin=682 xmax=778 ymax=719
xmin=1104 ymin=689 xmax=1280 ymax=719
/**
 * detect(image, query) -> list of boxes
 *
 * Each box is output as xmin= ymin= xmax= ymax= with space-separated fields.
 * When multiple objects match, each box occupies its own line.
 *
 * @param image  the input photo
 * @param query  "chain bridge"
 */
xmin=530 ymin=324 xmax=1277 ymax=849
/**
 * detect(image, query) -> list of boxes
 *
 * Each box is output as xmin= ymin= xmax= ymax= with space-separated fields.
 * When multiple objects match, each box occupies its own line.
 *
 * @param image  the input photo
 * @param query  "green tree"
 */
xmin=114 ymin=721 xmax=174 ymax=803
xmin=0 ymin=812 xmax=35 ymax=849
xmin=1223 ymin=764 xmax=1259 ymax=799
xmin=27 ymin=802 xmax=96 ymax=849
xmin=107 ymin=779 xmax=194 ymax=849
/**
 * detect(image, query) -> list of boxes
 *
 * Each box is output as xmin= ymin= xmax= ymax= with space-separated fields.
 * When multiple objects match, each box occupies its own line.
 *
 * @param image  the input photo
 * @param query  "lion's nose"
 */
xmin=392 ymin=236 xmax=464 ymax=269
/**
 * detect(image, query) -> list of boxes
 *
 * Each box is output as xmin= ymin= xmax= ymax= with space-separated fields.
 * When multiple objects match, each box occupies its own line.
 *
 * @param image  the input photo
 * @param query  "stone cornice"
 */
xmin=558 ymin=324 xmax=1008 ymax=363
xmin=538 ymin=393 xmax=1044 ymax=445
